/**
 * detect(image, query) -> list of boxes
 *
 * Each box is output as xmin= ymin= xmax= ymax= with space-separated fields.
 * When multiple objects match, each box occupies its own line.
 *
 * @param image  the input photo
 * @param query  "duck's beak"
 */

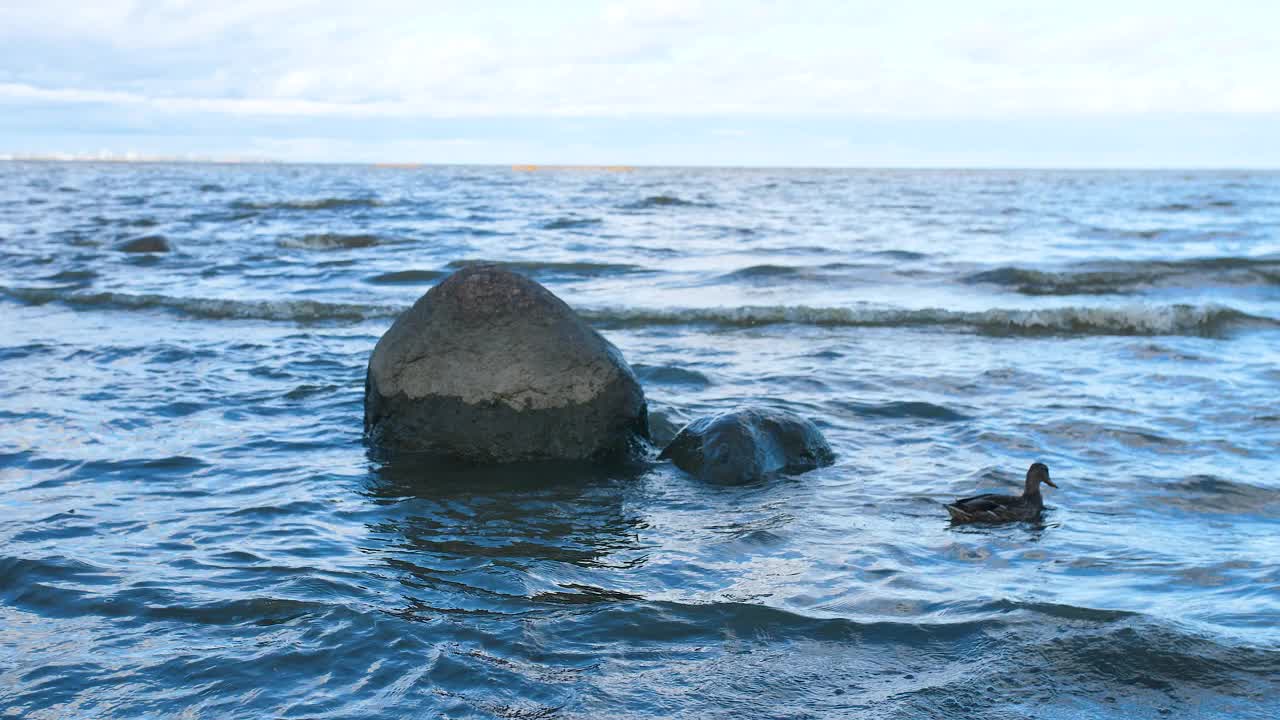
xmin=1044 ymin=477 xmax=1058 ymax=489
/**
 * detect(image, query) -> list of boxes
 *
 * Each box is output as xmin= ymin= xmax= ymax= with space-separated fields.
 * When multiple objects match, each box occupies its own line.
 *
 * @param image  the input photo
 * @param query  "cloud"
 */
xmin=3 ymin=0 xmax=1278 ymax=117
xmin=603 ymin=0 xmax=708 ymax=29
xmin=1 ymin=1 xmax=1278 ymax=163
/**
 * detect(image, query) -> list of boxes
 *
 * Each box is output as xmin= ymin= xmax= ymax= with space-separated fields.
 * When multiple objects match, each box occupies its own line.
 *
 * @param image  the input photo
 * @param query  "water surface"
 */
xmin=2 ymin=163 xmax=1278 ymax=718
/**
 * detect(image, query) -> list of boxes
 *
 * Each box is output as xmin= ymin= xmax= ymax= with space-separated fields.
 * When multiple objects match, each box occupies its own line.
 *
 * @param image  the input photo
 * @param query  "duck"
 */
xmin=945 ymin=462 xmax=1057 ymax=524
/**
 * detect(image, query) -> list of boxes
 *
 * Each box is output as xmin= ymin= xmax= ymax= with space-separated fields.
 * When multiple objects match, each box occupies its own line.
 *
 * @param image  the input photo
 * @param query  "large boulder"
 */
xmin=658 ymin=407 xmax=834 ymax=484
xmin=364 ymin=265 xmax=649 ymax=463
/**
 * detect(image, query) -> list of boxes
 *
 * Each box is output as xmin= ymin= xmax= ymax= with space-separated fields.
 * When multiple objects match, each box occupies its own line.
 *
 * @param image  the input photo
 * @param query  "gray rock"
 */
xmin=364 ymin=265 xmax=649 ymax=463
xmin=114 ymin=235 xmax=171 ymax=253
xmin=658 ymin=407 xmax=834 ymax=484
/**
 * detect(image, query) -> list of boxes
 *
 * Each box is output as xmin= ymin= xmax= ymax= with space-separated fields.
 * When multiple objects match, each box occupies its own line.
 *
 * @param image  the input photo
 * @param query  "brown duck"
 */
xmin=945 ymin=462 xmax=1058 ymax=524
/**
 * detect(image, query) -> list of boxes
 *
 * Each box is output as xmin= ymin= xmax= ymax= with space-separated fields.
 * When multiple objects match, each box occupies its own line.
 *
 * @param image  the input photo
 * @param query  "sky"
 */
xmin=1 ymin=0 xmax=1278 ymax=167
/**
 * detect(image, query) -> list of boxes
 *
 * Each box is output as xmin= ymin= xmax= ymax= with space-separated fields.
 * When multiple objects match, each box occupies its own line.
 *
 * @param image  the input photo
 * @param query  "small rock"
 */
xmin=659 ymin=406 xmax=834 ymax=484
xmin=114 ymin=235 xmax=171 ymax=253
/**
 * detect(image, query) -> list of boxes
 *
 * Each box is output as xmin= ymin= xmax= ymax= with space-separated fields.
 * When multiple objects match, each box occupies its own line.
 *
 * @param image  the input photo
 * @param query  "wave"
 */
xmin=91 ymin=215 xmax=160 ymax=228
xmin=723 ymin=264 xmax=811 ymax=280
xmin=632 ymin=363 xmax=712 ymax=387
xmin=0 ymin=556 xmax=117 ymax=596
xmin=277 ymin=233 xmax=382 ymax=250
xmin=519 ymin=599 xmax=1280 ymax=716
xmin=541 ymin=217 xmax=603 ymax=230
xmin=722 ymin=256 xmax=926 ymax=282
xmin=230 ymin=197 xmax=382 ymax=211
xmin=1148 ymin=475 xmax=1280 ymax=517
xmin=1146 ymin=199 xmax=1236 ymax=212
xmin=445 ymin=259 xmax=643 ymax=276
xmin=623 ymin=194 xmax=708 ymax=209
xmin=1084 ymin=226 xmax=1165 ymax=240
xmin=967 ymin=256 xmax=1280 ymax=295
xmin=579 ymin=303 xmax=1276 ymax=336
xmin=365 ymin=269 xmax=448 ymax=284
xmin=870 ymin=250 xmax=929 ymax=261
xmin=0 ymin=286 xmax=400 ymax=323
xmin=575 ymin=599 xmax=1280 ymax=672
xmin=832 ymin=400 xmax=969 ymax=422
xmin=720 ymin=262 xmax=875 ymax=282
xmin=42 ymin=269 xmax=98 ymax=283
xmin=4 ymin=285 xmax=1272 ymax=335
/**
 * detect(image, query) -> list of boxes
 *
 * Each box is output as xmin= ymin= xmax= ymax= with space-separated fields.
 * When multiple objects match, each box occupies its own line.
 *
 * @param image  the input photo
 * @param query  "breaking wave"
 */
xmin=967 ymin=256 xmax=1280 ymax=295
xmin=579 ymin=303 xmax=1274 ymax=336
xmin=4 ymin=286 xmax=1273 ymax=336
xmin=0 ymin=286 xmax=400 ymax=323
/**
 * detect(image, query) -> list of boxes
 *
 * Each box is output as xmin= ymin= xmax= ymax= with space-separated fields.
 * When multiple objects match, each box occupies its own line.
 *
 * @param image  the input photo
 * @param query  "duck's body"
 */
xmin=944 ymin=491 xmax=1044 ymax=524
xmin=945 ymin=462 xmax=1057 ymax=524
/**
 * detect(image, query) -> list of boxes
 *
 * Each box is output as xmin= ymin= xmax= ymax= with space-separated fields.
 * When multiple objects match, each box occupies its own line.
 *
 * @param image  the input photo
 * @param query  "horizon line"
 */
xmin=3 ymin=156 xmax=1279 ymax=173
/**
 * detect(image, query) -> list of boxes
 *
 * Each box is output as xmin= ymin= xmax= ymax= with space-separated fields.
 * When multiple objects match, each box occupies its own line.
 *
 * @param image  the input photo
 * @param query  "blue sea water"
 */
xmin=1 ymin=162 xmax=1278 ymax=719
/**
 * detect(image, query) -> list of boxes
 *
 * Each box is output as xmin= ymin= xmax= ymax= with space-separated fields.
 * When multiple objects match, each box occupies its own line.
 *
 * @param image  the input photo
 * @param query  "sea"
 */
xmin=1 ymin=162 xmax=1278 ymax=719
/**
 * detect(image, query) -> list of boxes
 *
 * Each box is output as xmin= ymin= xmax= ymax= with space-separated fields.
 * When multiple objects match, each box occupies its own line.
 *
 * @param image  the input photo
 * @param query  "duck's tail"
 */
xmin=944 ymin=504 xmax=972 ymax=523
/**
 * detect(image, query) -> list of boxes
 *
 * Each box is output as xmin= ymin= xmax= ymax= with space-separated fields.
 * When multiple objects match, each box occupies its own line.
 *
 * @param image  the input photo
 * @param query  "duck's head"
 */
xmin=1026 ymin=462 xmax=1057 ymax=491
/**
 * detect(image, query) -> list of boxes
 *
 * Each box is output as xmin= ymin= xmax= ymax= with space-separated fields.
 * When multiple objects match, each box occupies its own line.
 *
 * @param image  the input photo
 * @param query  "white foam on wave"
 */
xmin=2 ymin=285 xmax=1273 ymax=335
xmin=0 ymin=286 xmax=401 ymax=322
xmin=579 ymin=303 xmax=1273 ymax=336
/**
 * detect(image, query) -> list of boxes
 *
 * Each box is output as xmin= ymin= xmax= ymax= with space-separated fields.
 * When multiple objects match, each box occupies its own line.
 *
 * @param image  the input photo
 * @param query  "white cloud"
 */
xmin=0 ymin=0 xmax=1277 ymax=131
xmin=603 ymin=0 xmax=707 ymax=28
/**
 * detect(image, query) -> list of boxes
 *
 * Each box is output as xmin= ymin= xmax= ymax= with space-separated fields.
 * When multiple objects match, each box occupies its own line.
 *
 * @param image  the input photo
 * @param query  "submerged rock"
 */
xmin=658 ymin=407 xmax=834 ymax=484
xmin=364 ymin=265 xmax=649 ymax=463
xmin=114 ymin=235 xmax=171 ymax=253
